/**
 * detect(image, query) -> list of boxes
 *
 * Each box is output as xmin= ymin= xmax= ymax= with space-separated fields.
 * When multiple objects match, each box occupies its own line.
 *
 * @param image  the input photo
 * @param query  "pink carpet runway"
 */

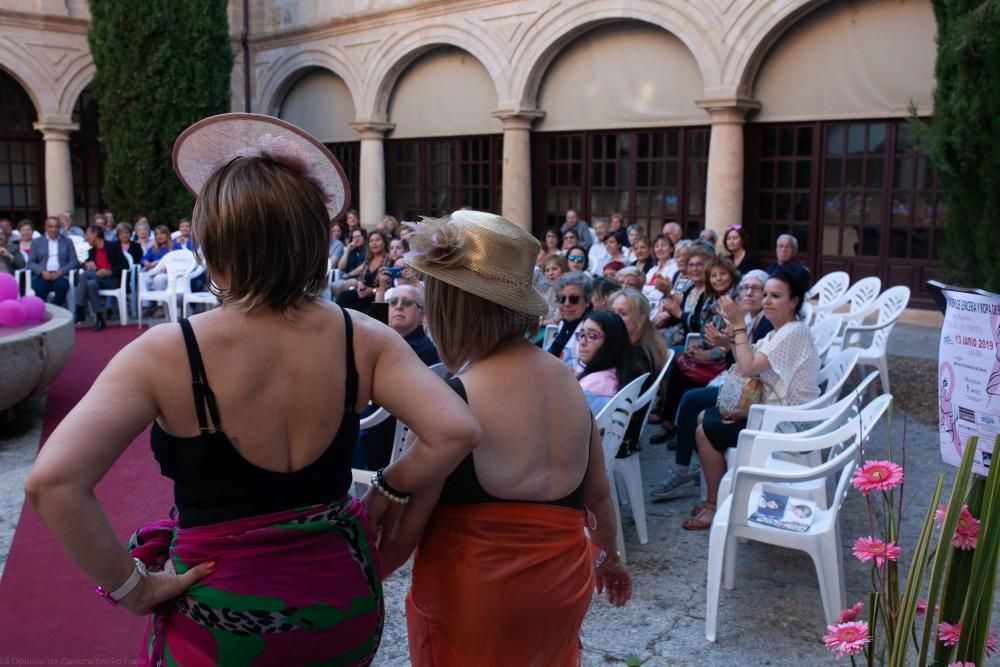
xmin=0 ymin=325 xmax=173 ymax=661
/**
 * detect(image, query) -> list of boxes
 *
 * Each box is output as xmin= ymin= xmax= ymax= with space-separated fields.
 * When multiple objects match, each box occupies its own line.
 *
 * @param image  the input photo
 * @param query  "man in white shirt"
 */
xmin=587 ymin=218 xmax=612 ymax=274
xmin=27 ymin=216 xmax=78 ymax=307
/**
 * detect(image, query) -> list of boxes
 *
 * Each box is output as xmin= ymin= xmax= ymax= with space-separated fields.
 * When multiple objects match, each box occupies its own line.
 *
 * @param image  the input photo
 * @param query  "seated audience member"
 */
xmin=116 ymin=223 xmax=143 ymax=265
xmin=667 ymin=240 xmax=693 ymax=295
xmin=328 ymin=220 xmax=346 ymax=264
xmin=336 ymin=229 xmax=389 ymax=314
xmin=649 ymin=256 xmax=740 ymax=445
xmin=17 ymin=220 xmax=35 ymax=257
xmin=643 ymin=234 xmax=675 ymax=308
xmin=626 ymin=224 xmax=645 ymax=250
xmin=344 ymin=208 xmax=361 ymax=232
xmin=377 ymin=215 xmax=399 ymax=239
xmin=577 ymin=311 xmax=636 ymax=414
xmin=140 ymin=225 xmax=174 ymax=313
xmin=333 ymin=227 xmax=367 ymax=296
xmin=388 ymin=236 xmax=408 ymax=265
xmin=767 ymin=233 xmax=812 ymax=289
xmin=172 ymin=218 xmax=193 ymax=250
xmin=562 ymin=208 xmax=593 ymax=250
xmin=603 ymin=260 xmax=626 ymax=279
xmin=685 ymin=268 xmax=820 ymax=530
xmin=723 ymin=224 xmax=762 ymax=274
xmin=615 ymin=266 xmax=645 ymax=291
xmin=652 ymin=269 xmax=772 ymax=499
xmin=0 ymin=218 xmax=13 ymax=240
xmin=590 ymin=276 xmax=621 ymax=312
xmin=547 ymin=271 xmax=593 ymax=372
xmin=565 ymin=245 xmax=589 ymax=273
xmin=561 ymin=228 xmax=581 ymax=253
xmin=653 ymin=241 xmax=713 ymax=347
xmin=587 ymin=218 xmax=612 ymax=272
xmin=359 ymin=284 xmax=441 ymax=470
xmin=27 ymin=216 xmax=77 ymax=307
xmin=134 ymin=220 xmax=154 ymax=253
xmin=101 ymin=209 xmax=117 ymax=241
xmin=630 ymin=236 xmax=655 ymax=274
xmin=75 ymin=224 xmax=128 ymax=331
xmin=602 ymin=232 xmax=630 ymax=272
xmin=609 ymin=212 xmax=629 ymax=246
xmin=58 ymin=210 xmax=83 ymax=239
xmin=662 ymin=221 xmax=682 ymax=247
xmin=541 ymin=253 xmax=570 ymax=325
xmin=610 ymin=288 xmax=668 ymax=456
xmin=0 ymin=228 xmax=26 ymax=275
xmin=699 ymin=228 xmax=718 ymax=248
xmin=541 ymin=226 xmax=563 ymax=261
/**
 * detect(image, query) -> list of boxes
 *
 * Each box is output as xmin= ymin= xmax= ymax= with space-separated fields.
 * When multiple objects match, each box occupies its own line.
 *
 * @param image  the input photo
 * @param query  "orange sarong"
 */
xmin=405 ymin=502 xmax=594 ymax=667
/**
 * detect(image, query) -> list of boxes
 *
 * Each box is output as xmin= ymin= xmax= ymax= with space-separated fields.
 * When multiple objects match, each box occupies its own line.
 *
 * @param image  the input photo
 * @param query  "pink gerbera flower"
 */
xmin=852 ymin=460 xmax=904 ymax=494
xmin=852 ymin=536 xmax=902 ymax=568
xmin=824 ymin=620 xmax=870 ymax=658
xmin=946 ymin=662 xmax=975 ymax=667
xmin=987 ymin=629 xmax=997 ymax=657
xmin=939 ymin=621 xmax=962 ymax=647
xmin=953 ymin=506 xmax=980 ymax=550
xmin=838 ymin=601 xmax=864 ymax=623
xmin=935 ymin=504 xmax=948 ymax=523
xmin=917 ymin=598 xmax=928 ymax=615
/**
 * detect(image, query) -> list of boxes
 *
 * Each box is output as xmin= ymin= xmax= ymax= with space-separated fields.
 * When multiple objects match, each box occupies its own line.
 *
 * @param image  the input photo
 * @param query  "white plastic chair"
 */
xmin=71 ymin=237 xmax=90 ymax=264
xmin=97 ymin=266 xmax=131 ymax=327
xmin=14 ymin=268 xmax=32 ymax=297
xmin=635 ymin=348 xmax=676 ymax=439
xmin=137 ymin=249 xmax=197 ymax=327
xmin=705 ymin=394 xmax=892 ymax=641
xmin=805 ymin=272 xmax=849 ymax=310
xmin=828 ymin=286 xmax=910 ymax=393
xmin=542 ymin=323 xmax=559 ymax=350
xmin=594 ymin=373 xmax=649 ymax=560
xmin=809 ymin=315 xmax=842 ymax=362
xmin=182 ymin=269 xmax=221 ymax=318
xmin=811 ymin=276 xmax=881 ymax=325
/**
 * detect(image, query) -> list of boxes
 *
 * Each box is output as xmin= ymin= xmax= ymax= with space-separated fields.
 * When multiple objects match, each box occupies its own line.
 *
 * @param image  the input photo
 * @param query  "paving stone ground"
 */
xmin=2 ymin=322 xmax=995 ymax=665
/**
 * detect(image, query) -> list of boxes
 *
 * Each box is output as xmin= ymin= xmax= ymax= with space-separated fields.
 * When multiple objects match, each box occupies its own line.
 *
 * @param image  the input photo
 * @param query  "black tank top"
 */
xmin=150 ymin=310 xmax=359 ymax=528
xmin=438 ymin=377 xmax=587 ymax=509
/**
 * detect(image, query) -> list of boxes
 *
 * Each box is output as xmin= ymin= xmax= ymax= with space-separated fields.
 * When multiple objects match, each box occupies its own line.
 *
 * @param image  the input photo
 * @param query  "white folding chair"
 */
xmin=542 ymin=323 xmax=559 ymax=350
xmin=97 ymin=265 xmax=131 ymax=327
xmin=805 ymin=272 xmax=850 ymax=311
xmin=137 ymin=249 xmax=197 ymax=327
xmin=828 ymin=286 xmax=910 ymax=393
xmin=635 ymin=348 xmax=676 ymax=439
xmin=705 ymin=394 xmax=891 ymax=642
xmin=811 ymin=276 xmax=881 ymax=327
xmin=594 ymin=373 xmax=649 ymax=559
xmin=182 ymin=270 xmax=221 ymax=318
xmin=14 ymin=268 xmax=32 ymax=297
xmin=809 ymin=315 xmax=842 ymax=363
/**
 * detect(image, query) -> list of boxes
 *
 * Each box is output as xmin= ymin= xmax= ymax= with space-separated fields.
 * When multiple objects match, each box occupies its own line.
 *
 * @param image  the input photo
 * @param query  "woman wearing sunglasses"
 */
xmin=546 ymin=271 xmax=593 ymax=372
xmin=577 ymin=311 xmax=636 ymax=414
xmin=565 ymin=245 xmax=589 ymax=273
xmin=723 ymin=224 xmax=762 ymax=274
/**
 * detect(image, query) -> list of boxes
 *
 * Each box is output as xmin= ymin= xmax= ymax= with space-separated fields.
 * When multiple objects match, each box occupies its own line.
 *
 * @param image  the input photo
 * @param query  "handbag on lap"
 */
xmin=715 ymin=368 xmax=765 ymax=421
xmin=675 ymin=350 xmax=727 ymax=385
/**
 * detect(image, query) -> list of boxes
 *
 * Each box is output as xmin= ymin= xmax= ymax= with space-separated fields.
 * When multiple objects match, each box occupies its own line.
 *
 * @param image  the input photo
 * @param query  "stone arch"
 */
xmin=724 ymin=0 xmax=835 ymax=93
xmin=360 ymin=25 xmax=505 ymax=120
xmin=0 ymin=44 xmax=56 ymax=119
xmin=256 ymin=48 xmax=361 ymax=117
xmin=57 ymin=56 xmax=96 ymax=117
xmin=511 ymin=1 xmax=720 ymax=110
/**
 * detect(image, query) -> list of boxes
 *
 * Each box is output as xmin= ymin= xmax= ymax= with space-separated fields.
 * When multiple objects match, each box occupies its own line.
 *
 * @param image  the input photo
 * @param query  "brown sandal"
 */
xmin=682 ymin=503 xmax=716 ymax=531
xmin=689 ymin=503 xmax=705 ymax=517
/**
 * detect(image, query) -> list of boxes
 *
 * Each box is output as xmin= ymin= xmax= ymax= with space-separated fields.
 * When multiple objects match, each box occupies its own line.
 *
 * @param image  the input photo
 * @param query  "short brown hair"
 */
xmin=704 ymin=256 xmax=741 ymax=299
xmin=193 ymin=156 xmax=328 ymax=313
xmin=423 ymin=275 xmax=539 ymax=371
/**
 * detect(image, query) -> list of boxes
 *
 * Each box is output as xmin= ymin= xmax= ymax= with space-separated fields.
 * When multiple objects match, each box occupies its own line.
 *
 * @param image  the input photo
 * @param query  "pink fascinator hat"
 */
xmin=172 ymin=113 xmax=350 ymax=220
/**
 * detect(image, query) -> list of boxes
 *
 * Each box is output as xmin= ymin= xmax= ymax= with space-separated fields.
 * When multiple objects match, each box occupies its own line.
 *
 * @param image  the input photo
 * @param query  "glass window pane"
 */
xmin=866 ymin=158 xmax=884 ymax=188
xmin=915 ymin=157 xmax=930 ymax=190
xmin=828 ymin=123 xmax=846 ymax=154
xmin=9 ymin=143 xmax=23 ymax=161
xmin=779 ymin=128 xmax=795 ymax=156
xmin=664 ymin=161 xmax=678 ymax=186
xmin=847 ymin=125 xmax=865 ymax=154
xmin=868 ymin=124 xmax=887 ymax=153
xmin=896 ymin=123 xmax=913 ymax=154
xmin=687 ymin=191 xmax=703 ymax=216
xmin=763 ymin=129 xmax=777 ymax=157
xmin=760 ymin=162 xmax=775 ymax=189
xmin=845 ymin=193 xmax=862 ymax=224
xmin=889 ymin=229 xmax=908 ymax=258
xmin=893 ymin=157 xmax=913 ymax=190
xmin=861 ymin=227 xmax=879 ymax=256
xmin=797 ymin=127 xmax=813 ymax=156
xmin=759 ymin=193 xmax=773 ymax=220
xmin=915 ymin=193 xmax=935 ymax=225
xmin=794 ymin=193 xmax=810 ymax=221
xmin=892 ymin=195 xmax=910 ymax=226
xmin=824 ymin=159 xmax=842 ymax=188
xmin=911 ymin=228 xmax=930 ymax=259
xmin=823 ymin=226 xmax=840 ymax=255
xmin=823 ymin=193 xmax=841 ymax=224
xmin=795 ymin=160 xmax=811 ymax=189
xmin=777 ymin=161 xmax=793 ymax=188
xmin=757 ymin=225 xmax=773 ymax=252
xmin=845 ymin=159 xmax=863 ymax=188
xmin=864 ymin=194 xmax=882 ymax=225
xmin=775 ymin=192 xmax=791 ymax=220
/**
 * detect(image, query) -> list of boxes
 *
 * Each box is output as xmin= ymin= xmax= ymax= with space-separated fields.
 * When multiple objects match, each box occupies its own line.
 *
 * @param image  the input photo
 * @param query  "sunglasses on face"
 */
xmin=567 ymin=254 xmax=586 ymax=263
xmin=558 ymin=294 xmax=583 ymax=305
xmin=388 ymin=297 xmax=422 ymax=309
xmin=576 ymin=330 xmax=604 ymax=342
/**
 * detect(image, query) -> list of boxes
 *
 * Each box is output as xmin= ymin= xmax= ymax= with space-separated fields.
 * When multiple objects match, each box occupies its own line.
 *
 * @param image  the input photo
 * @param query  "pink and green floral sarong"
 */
xmin=129 ymin=497 xmax=383 ymax=666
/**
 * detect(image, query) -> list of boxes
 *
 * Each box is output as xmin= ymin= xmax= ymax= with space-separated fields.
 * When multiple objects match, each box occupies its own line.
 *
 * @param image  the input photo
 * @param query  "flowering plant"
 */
xmin=823 ymin=434 xmax=1000 ymax=666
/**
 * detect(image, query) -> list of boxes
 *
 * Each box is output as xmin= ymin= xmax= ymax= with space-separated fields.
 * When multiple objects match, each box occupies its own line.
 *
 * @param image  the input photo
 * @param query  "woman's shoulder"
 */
xmin=579 ymin=368 xmax=618 ymax=397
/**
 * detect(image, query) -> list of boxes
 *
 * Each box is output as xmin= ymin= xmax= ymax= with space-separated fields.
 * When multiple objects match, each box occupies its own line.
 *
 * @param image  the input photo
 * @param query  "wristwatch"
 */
xmin=96 ymin=557 xmax=148 ymax=606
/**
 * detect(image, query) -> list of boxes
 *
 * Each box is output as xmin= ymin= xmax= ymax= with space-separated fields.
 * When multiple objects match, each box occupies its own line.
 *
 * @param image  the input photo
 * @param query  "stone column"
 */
xmin=350 ymin=121 xmax=394 ymax=230
xmin=33 ymin=120 xmax=79 ymax=217
xmin=696 ymin=98 xmax=760 ymax=239
xmin=492 ymin=109 xmax=544 ymax=232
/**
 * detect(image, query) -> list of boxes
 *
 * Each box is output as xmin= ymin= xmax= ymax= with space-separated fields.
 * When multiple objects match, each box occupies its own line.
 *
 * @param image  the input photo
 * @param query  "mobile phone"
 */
xmin=385 ymin=266 xmax=403 ymax=280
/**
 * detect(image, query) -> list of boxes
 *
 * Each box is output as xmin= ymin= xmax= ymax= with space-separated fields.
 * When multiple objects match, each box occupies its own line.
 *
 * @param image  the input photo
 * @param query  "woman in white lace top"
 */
xmin=683 ymin=267 xmax=820 ymax=530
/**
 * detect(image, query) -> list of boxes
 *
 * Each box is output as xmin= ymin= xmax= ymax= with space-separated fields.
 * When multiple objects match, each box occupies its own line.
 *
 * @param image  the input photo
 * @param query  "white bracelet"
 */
xmin=108 ymin=558 xmax=148 ymax=601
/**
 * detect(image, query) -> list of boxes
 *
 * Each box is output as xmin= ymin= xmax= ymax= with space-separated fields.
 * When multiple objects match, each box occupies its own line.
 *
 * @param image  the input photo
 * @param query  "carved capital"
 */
xmin=491 ymin=108 xmax=545 ymax=131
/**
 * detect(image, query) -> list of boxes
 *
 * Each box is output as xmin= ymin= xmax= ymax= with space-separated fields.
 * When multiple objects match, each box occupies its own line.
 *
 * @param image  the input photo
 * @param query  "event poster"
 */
xmin=938 ymin=287 xmax=1000 ymax=476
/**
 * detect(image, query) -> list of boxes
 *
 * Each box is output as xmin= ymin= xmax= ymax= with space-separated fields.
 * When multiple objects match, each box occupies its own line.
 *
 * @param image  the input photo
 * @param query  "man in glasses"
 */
xmin=387 ymin=284 xmax=439 ymax=366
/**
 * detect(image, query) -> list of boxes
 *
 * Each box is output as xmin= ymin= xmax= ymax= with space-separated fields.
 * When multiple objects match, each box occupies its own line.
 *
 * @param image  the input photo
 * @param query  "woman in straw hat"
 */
xmin=25 ymin=113 xmax=480 ymax=665
xmin=379 ymin=211 xmax=632 ymax=666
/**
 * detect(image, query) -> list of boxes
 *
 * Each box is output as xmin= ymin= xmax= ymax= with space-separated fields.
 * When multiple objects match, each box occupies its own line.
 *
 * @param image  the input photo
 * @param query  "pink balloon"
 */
xmin=0 ymin=273 xmax=17 ymax=302
xmin=20 ymin=295 xmax=45 ymax=322
xmin=0 ymin=299 xmax=26 ymax=327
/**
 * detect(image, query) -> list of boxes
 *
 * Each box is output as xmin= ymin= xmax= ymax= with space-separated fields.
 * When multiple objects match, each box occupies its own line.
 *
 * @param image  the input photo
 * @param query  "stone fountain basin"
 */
xmin=0 ymin=304 xmax=75 ymax=412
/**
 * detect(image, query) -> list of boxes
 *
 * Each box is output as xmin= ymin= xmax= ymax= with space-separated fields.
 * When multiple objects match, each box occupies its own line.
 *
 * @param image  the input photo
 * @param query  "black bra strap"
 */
xmin=179 ymin=318 xmax=222 ymax=433
xmin=341 ymin=307 xmax=359 ymax=413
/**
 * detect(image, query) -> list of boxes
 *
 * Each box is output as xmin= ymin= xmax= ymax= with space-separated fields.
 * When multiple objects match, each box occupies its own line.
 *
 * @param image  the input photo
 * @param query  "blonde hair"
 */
xmin=610 ymin=288 xmax=667 ymax=371
xmin=192 ymin=157 xmax=328 ymax=313
xmin=423 ymin=275 xmax=539 ymax=371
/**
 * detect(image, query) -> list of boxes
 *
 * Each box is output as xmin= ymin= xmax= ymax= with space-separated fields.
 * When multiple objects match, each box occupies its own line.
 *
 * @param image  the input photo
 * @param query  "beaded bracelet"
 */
xmin=371 ymin=468 xmax=411 ymax=504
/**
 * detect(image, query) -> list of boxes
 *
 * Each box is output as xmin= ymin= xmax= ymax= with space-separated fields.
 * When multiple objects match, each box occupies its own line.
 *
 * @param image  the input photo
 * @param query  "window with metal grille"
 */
xmin=71 ymin=87 xmax=105 ymax=226
xmin=0 ymin=69 xmax=44 ymax=224
xmin=324 ymin=141 xmax=360 ymax=216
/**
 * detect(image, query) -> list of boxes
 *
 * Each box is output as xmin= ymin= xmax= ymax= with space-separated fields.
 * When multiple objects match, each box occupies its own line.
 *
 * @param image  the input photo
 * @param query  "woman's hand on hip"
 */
xmin=119 ymin=558 xmax=215 ymax=616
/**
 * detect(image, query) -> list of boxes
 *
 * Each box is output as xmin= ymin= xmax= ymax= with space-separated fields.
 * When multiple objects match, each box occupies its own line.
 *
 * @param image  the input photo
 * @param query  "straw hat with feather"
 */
xmin=405 ymin=211 xmax=548 ymax=318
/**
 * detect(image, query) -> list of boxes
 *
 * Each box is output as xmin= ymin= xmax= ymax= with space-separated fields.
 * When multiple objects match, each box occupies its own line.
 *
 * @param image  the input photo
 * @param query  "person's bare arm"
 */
xmin=377 ymin=477 xmax=443 ymax=577
xmin=582 ymin=419 xmax=631 ymax=606
xmin=719 ymin=295 xmax=772 ymax=376
xmin=24 ymin=330 xmax=212 ymax=615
